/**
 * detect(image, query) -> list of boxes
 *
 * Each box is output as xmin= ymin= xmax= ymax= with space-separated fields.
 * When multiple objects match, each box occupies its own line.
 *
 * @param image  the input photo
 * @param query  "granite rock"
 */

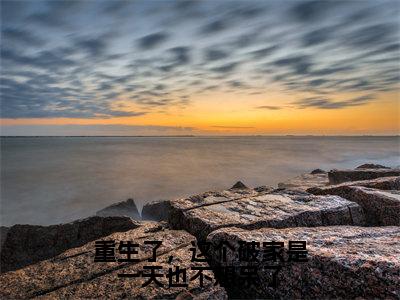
xmin=278 ymin=172 xmax=329 ymax=191
xmin=0 ymin=216 xmax=140 ymax=273
xmin=141 ymin=199 xmax=172 ymax=221
xmin=168 ymin=189 xmax=365 ymax=241
xmin=310 ymin=168 xmax=326 ymax=174
xmin=0 ymin=222 xmax=227 ymax=299
xmin=356 ymin=163 xmax=390 ymax=169
xmin=207 ymin=226 xmax=400 ymax=299
xmin=309 ymin=185 xmax=400 ymax=226
xmin=328 ymin=168 xmax=400 ymax=184
xmin=96 ymin=198 xmax=141 ymax=220
xmin=308 ymin=176 xmax=400 ymax=193
xmin=230 ymin=181 xmax=249 ymax=190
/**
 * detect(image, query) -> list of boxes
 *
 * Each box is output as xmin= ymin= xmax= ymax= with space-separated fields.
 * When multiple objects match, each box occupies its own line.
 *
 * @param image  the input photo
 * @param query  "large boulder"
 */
xmin=141 ymin=199 xmax=172 ymax=221
xmin=0 ymin=216 xmax=140 ymax=273
xmin=328 ymin=168 xmax=400 ymax=184
xmin=168 ymin=188 xmax=364 ymax=241
xmin=0 ymin=222 xmax=227 ymax=299
xmin=309 ymin=185 xmax=400 ymax=226
xmin=206 ymin=226 xmax=400 ymax=299
xmin=278 ymin=172 xmax=329 ymax=192
xmin=96 ymin=198 xmax=140 ymax=220
xmin=308 ymin=176 xmax=400 ymax=193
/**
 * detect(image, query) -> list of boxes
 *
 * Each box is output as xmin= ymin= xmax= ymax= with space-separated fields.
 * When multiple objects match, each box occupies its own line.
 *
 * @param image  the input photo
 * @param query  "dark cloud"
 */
xmin=2 ymin=27 xmax=45 ymax=46
xmin=137 ymin=32 xmax=169 ymax=49
xmin=169 ymin=46 xmax=191 ymax=65
xmin=294 ymin=95 xmax=375 ymax=109
xmin=273 ymin=55 xmax=312 ymax=75
xmin=211 ymin=62 xmax=239 ymax=73
xmin=75 ymin=37 xmax=108 ymax=57
xmin=256 ymin=105 xmax=282 ymax=110
xmin=200 ymin=19 xmax=228 ymax=35
xmin=347 ymin=24 xmax=396 ymax=48
xmin=302 ymin=27 xmax=332 ymax=47
xmin=248 ymin=46 xmax=278 ymax=59
xmin=204 ymin=48 xmax=229 ymax=61
xmin=1 ymin=48 xmax=76 ymax=70
xmin=290 ymin=0 xmax=337 ymax=22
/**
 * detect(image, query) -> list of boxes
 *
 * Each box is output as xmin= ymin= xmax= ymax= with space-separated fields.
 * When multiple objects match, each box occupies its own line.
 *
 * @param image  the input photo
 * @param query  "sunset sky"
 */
xmin=1 ymin=0 xmax=399 ymax=135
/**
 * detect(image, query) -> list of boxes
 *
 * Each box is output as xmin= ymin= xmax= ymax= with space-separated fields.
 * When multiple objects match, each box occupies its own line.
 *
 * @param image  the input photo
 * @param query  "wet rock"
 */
xmin=310 ymin=168 xmax=326 ymax=174
xmin=96 ymin=198 xmax=140 ymax=220
xmin=308 ymin=176 xmax=400 ymax=194
xmin=168 ymin=189 xmax=364 ymax=241
xmin=207 ymin=226 xmax=400 ymax=299
xmin=230 ymin=181 xmax=248 ymax=190
xmin=328 ymin=168 xmax=400 ymax=184
xmin=141 ymin=199 xmax=172 ymax=221
xmin=356 ymin=163 xmax=390 ymax=169
xmin=0 ymin=222 xmax=227 ymax=299
xmin=0 ymin=216 xmax=140 ymax=273
xmin=278 ymin=172 xmax=329 ymax=192
xmin=309 ymin=185 xmax=400 ymax=226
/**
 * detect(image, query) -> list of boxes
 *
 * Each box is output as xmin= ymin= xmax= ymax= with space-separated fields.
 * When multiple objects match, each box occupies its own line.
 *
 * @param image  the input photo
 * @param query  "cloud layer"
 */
xmin=1 ymin=0 xmax=399 ymax=119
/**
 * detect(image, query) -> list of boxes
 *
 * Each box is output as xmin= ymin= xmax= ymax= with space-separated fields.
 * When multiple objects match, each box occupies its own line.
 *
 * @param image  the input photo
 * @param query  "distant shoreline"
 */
xmin=1 ymin=135 xmax=399 ymax=138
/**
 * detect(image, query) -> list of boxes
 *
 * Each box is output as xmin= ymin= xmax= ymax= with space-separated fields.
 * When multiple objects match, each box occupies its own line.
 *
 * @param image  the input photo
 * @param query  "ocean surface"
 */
xmin=1 ymin=136 xmax=399 ymax=226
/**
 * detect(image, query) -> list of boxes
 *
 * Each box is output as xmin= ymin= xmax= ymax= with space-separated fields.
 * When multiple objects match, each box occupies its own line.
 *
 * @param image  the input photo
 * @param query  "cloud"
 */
xmin=256 ymin=105 xmax=282 ymax=110
xmin=137 ymin=32 xmax=169 ymax=49
xmin=290 ymin=0 xmax=337 ymax=22
xmin=302 ymin=27 xmax=332 ymax=47
xmin=347 ymin=24 xmax=396 ymax=48
xmin=204 ymin=48 xmax=229 ymax=61
xmin=75 ymin=37 xmax=108 ymax=57
xmin=2 ymin=27 xmax=45 ymax=46
xmin=211 ymin=126 xmax=254 ymax=129
xmin=293 ymin=95 xmax=375 ymax=109
xmin=273 ymin=55 xmax=312 ymax=75
xmin=211 ymin=62 xmax=239 ymax=73
xmin=248 ymin=46 xmax=278 ymax=59
xmin=200 ymin=19 xmax=228 ymax=35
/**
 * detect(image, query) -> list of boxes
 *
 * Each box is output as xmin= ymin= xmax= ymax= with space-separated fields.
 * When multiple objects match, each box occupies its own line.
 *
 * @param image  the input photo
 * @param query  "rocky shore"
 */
xmin=1 ymin=163 xmax=399 ymax=299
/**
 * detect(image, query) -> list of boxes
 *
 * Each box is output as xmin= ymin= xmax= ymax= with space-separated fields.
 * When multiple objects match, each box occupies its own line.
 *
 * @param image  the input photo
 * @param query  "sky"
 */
xmin=1 ymin=0 xmax=399 ymax=136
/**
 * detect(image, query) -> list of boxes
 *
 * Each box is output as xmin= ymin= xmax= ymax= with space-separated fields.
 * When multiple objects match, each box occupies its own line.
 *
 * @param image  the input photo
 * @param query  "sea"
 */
xmin=1 ymin=136 xmax=399 ymax=226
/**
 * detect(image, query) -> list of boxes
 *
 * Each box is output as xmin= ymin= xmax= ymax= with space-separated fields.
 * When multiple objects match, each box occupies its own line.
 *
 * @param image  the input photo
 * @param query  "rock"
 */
xmin=141 ymin=199 xmax=172 ymax=221
xmin=0 ymin=222 xmax=227 ymax=299
xmin=0 ymin=216 xmax=140 ymax=273
xmin=308 ymin=185 xmax=400 ymax=226
xmin=96 ymin=198 xmax=140 ymax=220
xmin=310 ymin=168 xmax=326 ymax=174
xmin=230 ymin=181 xmax=248 ymax=190
xmin=308 ymin=176 xmax=400 ymax=194
xmin=356 ymin=163 xmax=390 ymax=169
xmin=278 ymin=172 xmax=329 ymax=192
xmin=328 ymin=168 xmax=400 ymax=184
xmin=168 ymin=188 xmax=364 ymax=241
xmin=253 ymin=185 xmax=274 ymax=193
xmin=0 ymin=226 xmax=9 ymax=248
xmin=206 ymin=226 xmax=400 ymax=299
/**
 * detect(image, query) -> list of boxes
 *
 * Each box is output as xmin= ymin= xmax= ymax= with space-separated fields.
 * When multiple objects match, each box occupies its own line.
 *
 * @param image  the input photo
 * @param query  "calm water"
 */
xmin=1 ymin=136 xmax=399 ymax=226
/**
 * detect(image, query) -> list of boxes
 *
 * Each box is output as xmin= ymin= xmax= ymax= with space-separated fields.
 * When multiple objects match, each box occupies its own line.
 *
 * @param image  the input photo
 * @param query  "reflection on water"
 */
xmin=1 ymin=136 xmax=399 ymax=226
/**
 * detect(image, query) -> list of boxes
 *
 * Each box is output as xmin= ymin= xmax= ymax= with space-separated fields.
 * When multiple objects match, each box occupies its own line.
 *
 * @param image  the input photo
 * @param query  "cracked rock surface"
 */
xmin=168 ymin=189 xmax=364 ymax=241
xmin=0 ymin=222 xmax=227 ymax=299
xmin=0 ymin=216 xmax=140 ymax=273
xmin=207 ymin=226 xmax=400 ymax=299
xmin=328 ymin=168 xmax=400 ymax=184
